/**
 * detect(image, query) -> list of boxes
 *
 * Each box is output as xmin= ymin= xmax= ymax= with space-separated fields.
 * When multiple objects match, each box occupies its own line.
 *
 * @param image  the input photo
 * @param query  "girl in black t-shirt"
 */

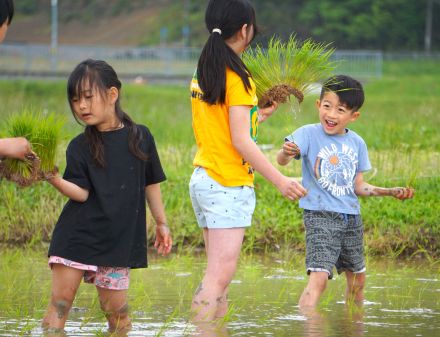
xmin=42 ymin=59 xmax=172 ymax=333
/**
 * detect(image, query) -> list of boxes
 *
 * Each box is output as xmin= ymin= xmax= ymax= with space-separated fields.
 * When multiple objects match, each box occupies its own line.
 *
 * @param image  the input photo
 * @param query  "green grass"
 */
xmin=0 ymin=59 xmax=439 ymax=257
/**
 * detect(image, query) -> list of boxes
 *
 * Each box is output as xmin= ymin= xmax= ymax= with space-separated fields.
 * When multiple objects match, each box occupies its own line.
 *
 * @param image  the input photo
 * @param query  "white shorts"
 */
xmin=189 ymin=167 xmax=256 ymax=229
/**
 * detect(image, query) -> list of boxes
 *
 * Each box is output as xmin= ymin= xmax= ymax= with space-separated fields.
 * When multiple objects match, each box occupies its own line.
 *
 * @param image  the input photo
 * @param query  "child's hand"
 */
xmin=276 ymin=176 xmax=307 ymax=201
xmin=40 ymin=166 xmax=59 ymax=182
xmin=390 ymin=187 xmax=415 ymax=200
xmin=258 ymin=101 xmax=279 ymax=123
xmin=154 ymin=224 xmax=172 ymax=256
xmin=282 ymin=141 xmax=300 ymax=158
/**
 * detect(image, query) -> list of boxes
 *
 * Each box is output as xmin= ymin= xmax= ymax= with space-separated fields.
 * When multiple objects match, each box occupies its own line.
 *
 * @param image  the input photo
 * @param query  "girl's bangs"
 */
xmin=67 ymin=67 xmax=100 ymax=100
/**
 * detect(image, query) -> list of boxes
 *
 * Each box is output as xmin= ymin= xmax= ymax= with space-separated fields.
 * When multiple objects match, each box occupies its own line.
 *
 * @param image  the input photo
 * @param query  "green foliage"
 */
xmin=0 ymin=60 xmax=438 ymax=257
xmin=13 ymin=0 xmax=438 ymax=50
xmin=14 ymin=0 xmax=39 ymax=15
xmin=290 ymin=0 xmax=429 ymax=50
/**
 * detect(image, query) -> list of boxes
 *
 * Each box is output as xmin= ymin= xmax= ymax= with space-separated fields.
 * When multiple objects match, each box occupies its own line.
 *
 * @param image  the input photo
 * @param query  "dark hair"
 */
xmin=320 ymin=75 xmax=365 ymax=112
xmin=197 ymin=0 xmax=258 ymax=105
xmin=0 ymin=0 xmax=14 ymax=26
xmin=67 ymin=59 xmax=147 ymax=167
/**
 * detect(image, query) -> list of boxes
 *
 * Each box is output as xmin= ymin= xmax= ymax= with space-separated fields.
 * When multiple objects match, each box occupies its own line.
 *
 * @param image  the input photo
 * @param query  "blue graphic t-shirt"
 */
xmin=285 ymin=123 xmax=371 ymax=214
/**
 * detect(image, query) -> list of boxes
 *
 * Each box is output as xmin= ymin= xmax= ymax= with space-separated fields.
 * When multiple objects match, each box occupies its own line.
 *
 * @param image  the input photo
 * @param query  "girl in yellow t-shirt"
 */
xmin=189 ymin=0 xmax=307 ymax=322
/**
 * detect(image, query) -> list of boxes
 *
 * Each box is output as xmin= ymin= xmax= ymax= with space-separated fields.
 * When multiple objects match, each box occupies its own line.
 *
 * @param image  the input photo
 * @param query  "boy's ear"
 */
xmin=350 ymin=111 xmax=360 ymax=121
xmin=315 ymin=99 xmax=321 ymax=109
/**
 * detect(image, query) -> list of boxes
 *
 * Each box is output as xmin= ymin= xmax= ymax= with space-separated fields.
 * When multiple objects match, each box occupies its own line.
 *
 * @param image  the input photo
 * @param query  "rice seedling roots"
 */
xmin=259 ymin=84 xmax=304 ymax=108
xmin=0 ymin=157 xmax=41 ymax=187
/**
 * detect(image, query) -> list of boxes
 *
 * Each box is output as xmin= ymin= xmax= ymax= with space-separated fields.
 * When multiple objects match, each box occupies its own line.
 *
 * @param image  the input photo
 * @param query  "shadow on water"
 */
xmin=0 ymin=249 xmax=439 ymax=336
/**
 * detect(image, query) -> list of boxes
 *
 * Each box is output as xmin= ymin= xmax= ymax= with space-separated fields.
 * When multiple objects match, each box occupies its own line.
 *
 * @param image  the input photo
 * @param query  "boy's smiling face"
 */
xmin=317 ymin=91 xmax=360 ymax=135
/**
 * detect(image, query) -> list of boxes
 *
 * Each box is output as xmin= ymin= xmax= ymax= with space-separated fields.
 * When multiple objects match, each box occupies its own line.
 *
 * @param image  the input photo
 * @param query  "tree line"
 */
xmin=15 ymin=0 xmax=439 ymax=51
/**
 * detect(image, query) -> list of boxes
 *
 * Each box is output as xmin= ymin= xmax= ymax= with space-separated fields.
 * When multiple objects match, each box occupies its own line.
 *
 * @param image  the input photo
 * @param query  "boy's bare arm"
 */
xmin=277 ymin=141 xmax=300 ymax=166
xmin=47 ymin=175 xmax=89 ymax=202
xmin=354 ymin=172 xmax=414 ymax=200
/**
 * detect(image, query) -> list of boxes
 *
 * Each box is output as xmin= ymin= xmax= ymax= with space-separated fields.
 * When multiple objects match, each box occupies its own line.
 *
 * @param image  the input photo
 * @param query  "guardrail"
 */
xmin=0 ymin=43 xmax=383 ymax=82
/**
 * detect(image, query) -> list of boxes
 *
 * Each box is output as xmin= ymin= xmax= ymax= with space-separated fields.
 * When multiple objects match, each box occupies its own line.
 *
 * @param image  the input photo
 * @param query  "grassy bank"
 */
xmin=0 ymin=60 xmax=439 ymax=257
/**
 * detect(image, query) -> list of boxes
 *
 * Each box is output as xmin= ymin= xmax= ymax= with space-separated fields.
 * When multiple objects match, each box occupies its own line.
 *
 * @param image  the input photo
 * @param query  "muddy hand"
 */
xmin=42 ymin=165 xmax=59 ymax=181
xmin=282 ymin=141 xmax=300 ymax=158
xmin=391 ymin=187 xmax=415 ymax=200
xmin=25 ymin=150 xmax=39 ymax=161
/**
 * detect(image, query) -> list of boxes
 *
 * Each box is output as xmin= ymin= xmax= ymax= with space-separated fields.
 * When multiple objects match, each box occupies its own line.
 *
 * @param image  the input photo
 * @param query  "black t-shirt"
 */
xmin=48 ymin=124 xmax=166 ymax=268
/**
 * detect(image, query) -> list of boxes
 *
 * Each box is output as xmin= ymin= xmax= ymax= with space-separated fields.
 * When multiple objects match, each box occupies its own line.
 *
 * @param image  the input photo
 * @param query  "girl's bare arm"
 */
xmin=47 ymin=175 xmax=89 ymax=202
xmin=145 ymin=183 xmax=172 ymax=255
xmin=354 ymin=172 xmax=414 ymax=200
xmin=229 ymin=105 xmax=307 ymax=201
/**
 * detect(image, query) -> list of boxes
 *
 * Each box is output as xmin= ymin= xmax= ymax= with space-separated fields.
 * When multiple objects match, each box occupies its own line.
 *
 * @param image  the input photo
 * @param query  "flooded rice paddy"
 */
xmin=0 ymin=249 xmax=439 ymax=336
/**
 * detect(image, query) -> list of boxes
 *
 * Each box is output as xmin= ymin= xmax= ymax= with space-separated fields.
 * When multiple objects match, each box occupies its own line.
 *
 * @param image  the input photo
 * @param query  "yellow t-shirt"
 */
xmin=190 ymin=68 xmax=259 ymax=187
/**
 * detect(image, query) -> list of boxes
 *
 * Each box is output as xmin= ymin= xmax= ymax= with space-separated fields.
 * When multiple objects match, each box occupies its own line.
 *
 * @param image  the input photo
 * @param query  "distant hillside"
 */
xmin=4 ymin=0 xmax=436 ymax=51
xmin=6 ymin=0 xmax=206 ymax=46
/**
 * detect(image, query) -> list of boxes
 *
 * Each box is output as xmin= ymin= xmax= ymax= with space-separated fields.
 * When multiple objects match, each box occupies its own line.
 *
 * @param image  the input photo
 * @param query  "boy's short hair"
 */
xmin=320 ymin=75 xmax=365 ymax=112
xmin=0 ymin=0 xmax=14 ymax=26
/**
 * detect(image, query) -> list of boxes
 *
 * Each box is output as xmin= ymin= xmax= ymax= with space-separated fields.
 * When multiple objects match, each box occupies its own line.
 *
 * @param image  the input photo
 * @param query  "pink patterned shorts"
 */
xmin=48 ymin=256 xmax=130 ymax=290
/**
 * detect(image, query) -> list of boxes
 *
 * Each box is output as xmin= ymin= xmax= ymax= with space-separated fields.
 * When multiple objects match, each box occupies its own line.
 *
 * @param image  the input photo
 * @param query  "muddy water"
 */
xmin=0 ymin=250 xmax=438 ymax=336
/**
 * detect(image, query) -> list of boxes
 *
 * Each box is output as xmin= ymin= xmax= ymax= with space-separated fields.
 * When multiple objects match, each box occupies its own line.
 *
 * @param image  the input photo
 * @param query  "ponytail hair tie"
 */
xmin=212 ymin=28 xmax=222 ymax=35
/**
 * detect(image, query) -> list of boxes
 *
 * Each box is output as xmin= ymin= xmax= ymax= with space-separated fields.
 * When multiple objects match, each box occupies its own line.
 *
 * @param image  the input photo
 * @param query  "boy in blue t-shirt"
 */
xmin=277 ymin=75 xmax=414 ymax=311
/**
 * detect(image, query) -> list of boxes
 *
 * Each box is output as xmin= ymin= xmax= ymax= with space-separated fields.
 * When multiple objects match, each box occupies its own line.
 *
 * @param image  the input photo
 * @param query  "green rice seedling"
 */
xmin=33 ymin=113 xmax=64 ymax=176
xmin=0 ymin=111 xmax=39 ymax=187
xmin=243 ymin=34 xmax=336 ymax=108
xmin=0 ymin=110 xmax=64 ymax=187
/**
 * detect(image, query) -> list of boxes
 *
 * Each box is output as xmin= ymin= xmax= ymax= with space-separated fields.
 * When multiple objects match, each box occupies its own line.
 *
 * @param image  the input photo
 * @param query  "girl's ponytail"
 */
xmin=197 ymin=0 xmax=257 ymax=105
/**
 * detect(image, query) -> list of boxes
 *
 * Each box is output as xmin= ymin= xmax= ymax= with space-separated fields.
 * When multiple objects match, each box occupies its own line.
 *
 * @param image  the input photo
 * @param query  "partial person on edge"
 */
xmin=0 ymin=0 xmax=34 ymax=161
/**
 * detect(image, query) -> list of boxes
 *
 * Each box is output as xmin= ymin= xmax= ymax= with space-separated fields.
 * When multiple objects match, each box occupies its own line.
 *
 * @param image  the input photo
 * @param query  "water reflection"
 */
xmin=191 ymin=322 xmax=229 ymax=337
xmin=42 ymin=328 xmax=68 ymax=337
xmin=299 ymin=304 xmax=365 ymax=337
xmin=302 ymin=309 xmax=326 ymax=337
xmin=0 ymin=251 xmax=439 ymax=337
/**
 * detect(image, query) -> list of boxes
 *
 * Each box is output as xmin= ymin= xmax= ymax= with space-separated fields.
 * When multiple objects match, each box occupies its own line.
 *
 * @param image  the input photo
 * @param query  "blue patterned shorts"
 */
xmin=304 ymin=210 xmax=365 ymax=279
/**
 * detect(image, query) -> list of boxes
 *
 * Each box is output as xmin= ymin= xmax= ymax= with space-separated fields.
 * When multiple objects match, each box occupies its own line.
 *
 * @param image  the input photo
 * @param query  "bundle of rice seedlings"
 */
xmin=0 ymin=111 xmax=64 ymax=187
xmin=243 ymin=34 xmax=336 ymax=108
xmin=33 ymin=114 xmax=64 ymax=178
